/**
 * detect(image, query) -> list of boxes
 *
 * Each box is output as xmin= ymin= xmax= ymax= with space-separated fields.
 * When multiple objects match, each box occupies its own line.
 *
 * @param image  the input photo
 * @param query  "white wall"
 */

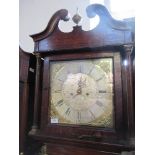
xmin=110 ymin=0 xmax=135 ymax=19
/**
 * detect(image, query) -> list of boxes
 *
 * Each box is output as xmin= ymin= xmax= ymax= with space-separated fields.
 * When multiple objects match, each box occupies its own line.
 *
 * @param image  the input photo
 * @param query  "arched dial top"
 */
xmin=30 ymin=4 xmax=133 ymax=52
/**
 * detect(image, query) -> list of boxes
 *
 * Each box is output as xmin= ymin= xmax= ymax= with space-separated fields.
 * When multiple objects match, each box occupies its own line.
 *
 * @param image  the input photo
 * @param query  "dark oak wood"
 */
xmin=123 ymin=45 xmax=134 ymax=141
xmin=120 ymin=45 xmax=134 ymax=145
xmin=30 ymin=4 xmax=133 ymax=52
xmin=29 ymin=53 xmax=42 ymax=134
xmin=46 ymin=143 xmax=120 ymax=155
xmin=19 ymin=47 xmax=36 ymax=154
xmin=31 ymin=134 xmax=133 ymax=154
xmin=19 ymin=48 xmax=30 ymax=153
xmin=28 ymin=4 xmax=134 ymax=155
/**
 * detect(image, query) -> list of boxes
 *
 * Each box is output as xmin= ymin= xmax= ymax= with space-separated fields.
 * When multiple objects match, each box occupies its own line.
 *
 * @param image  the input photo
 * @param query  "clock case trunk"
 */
xmin=28 ymin=4 xmax=135 ymax=155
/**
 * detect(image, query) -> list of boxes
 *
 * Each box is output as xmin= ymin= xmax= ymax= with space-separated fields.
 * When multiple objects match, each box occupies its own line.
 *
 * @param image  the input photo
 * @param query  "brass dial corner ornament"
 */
xmin=49 ymin=58 xmax=114 ymax=128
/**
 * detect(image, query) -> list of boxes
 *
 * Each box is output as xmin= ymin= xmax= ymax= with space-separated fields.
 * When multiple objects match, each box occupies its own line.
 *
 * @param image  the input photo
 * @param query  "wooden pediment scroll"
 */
xmin=30 ymin=4 xmax=133 ymax=52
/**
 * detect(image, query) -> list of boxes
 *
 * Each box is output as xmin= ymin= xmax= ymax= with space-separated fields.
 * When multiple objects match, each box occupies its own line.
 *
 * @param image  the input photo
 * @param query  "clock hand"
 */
xmin=77 ymin=85 xmax=82 ymax=93
xmin=78 ymin=76 xmax=87 ymax=89
xmin=73 ymin=76 xmax=88 ymax=99
xmin=77 ymin=76 xmax=82 ymax=87
xmin=72 ymin=93 xmax=79 ymax=99
xmin=73 ymin=87 xmax=82 ymax=98
xmin=76 ymin=76 xmax=83 ymax=92
xmin=72 ymin=83 xmax=82 ymax=98
xmin=72 ymin=93 xmax=87 ymax=100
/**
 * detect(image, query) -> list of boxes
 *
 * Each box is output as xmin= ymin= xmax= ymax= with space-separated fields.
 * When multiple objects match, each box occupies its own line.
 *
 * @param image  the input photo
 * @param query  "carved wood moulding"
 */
xmin=30 ymin=4 xmax=134 ymax=52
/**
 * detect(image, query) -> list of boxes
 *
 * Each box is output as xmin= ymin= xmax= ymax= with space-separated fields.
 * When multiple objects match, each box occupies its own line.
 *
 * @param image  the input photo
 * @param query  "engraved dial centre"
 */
xmin=62 ymin=73 xmax=97 ymax=110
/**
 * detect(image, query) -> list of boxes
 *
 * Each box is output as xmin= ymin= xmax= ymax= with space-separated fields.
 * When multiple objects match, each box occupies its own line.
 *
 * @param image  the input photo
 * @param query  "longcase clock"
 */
xmin=28 ymin=4 xmax=135 ymax=155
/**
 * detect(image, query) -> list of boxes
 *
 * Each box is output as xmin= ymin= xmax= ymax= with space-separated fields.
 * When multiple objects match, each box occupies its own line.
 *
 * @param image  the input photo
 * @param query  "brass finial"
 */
xmin=72 ymin=7 xmax=82 ymax=25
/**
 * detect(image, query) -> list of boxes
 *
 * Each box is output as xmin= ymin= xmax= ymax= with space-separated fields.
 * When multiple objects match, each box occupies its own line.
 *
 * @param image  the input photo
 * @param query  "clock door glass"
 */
xmin=49 ymin=58 xmax=114 ymax=128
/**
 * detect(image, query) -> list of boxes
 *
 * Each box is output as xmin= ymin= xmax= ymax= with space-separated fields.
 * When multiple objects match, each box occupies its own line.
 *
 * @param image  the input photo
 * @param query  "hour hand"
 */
xmin=72 ymin=86 xmax=82 ymax=99
xmin=77 ymin=76 xmax=82 ymax=86
xmin=78 ymin=76 xmax=86 ymax=88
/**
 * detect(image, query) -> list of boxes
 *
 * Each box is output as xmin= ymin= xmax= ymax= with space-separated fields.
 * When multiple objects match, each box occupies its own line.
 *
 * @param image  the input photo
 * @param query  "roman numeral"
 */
xmin=96 ymin=77 xmax=103 ymax=82
xmin=99 ymin=90 xmax=107 ymax=93
xmin=88 ymin=66 xmax=94 ymax=75
xmin=54 ymin=90 xmax=61 ymax=93
xmin=96 ymin=101 xmax=103 ymax=107
xmin=58 ymin=78 xmax=64 ymax=82
xmin=89 ymin=110 xmax=96 ymax=120
xmin=65 ymin=107 xmax=71 ymax=116
xmin=77 ymin=111 xmax=81 ymax=122
xmin=56 ymin=99 xmax=63 ymax=107
xmin=79 ymin=65 xmax=82 ymax=73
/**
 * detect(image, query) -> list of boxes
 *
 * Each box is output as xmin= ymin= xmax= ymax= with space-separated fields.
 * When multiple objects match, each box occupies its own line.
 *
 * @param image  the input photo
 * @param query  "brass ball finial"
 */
xmin=72 ymin=7 xmax=82 ymax=25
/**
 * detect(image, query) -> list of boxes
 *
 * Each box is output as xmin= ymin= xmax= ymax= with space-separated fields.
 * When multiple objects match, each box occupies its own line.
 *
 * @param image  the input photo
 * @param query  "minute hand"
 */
xmin=78 ymin=77 xmax=86 ymax=88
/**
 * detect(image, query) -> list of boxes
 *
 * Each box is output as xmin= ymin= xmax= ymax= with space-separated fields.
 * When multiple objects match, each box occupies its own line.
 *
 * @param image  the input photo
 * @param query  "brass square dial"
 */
xmin=49 ymin=58 xmax=114 ymax=128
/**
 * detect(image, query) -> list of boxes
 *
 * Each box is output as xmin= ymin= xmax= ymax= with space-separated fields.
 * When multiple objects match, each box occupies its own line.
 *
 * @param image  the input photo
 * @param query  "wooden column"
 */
xmin=19 ymin=48 xmax=31 ymax=154
xmin=29 ymin=53 xmax=41 ymax=135
xmin=123 ymin=44 xmax=135 ymax=145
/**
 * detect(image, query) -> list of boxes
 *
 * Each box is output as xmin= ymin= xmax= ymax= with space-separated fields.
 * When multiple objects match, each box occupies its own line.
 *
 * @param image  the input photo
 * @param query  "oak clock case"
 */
xmin=29 ymin=4 xmax=134 ymax=155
